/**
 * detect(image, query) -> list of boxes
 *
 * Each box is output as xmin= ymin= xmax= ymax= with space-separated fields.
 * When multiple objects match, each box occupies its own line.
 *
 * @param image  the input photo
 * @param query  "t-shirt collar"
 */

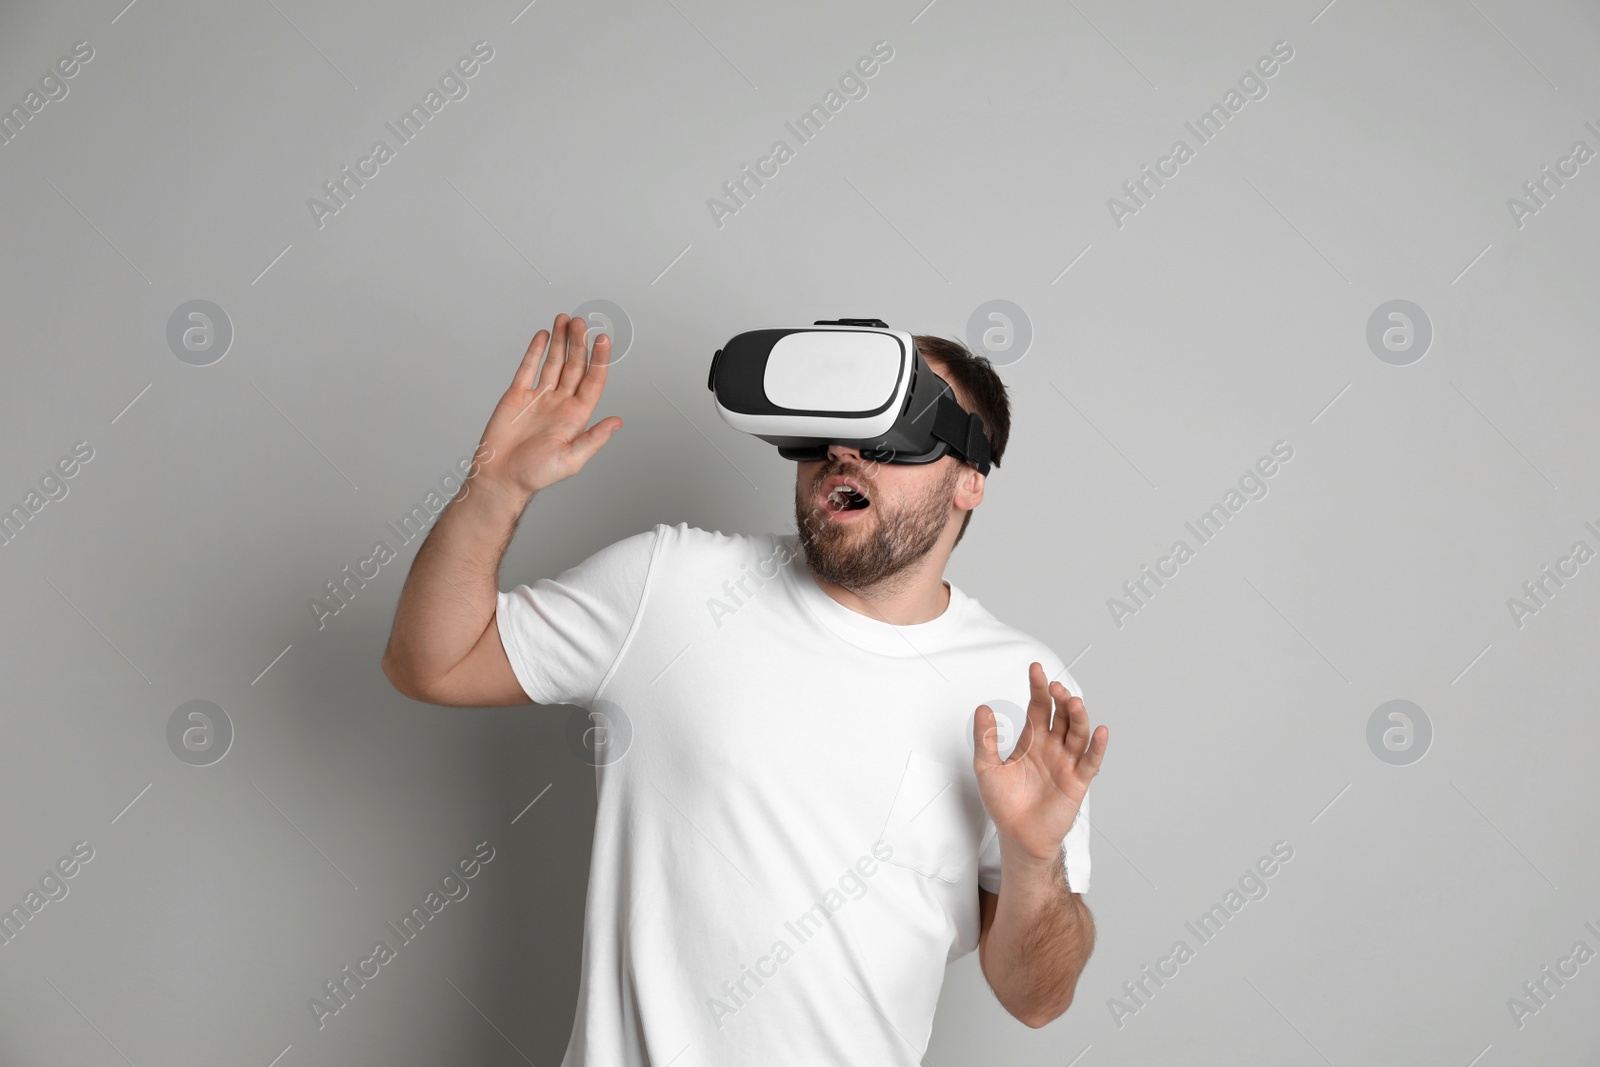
xmin=776 ymin=534 xmax=971 ymax=657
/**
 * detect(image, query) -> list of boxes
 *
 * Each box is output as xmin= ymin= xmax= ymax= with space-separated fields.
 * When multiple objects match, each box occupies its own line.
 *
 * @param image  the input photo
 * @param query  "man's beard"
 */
xmin=793 ymin=460 xmax=961 ymax=594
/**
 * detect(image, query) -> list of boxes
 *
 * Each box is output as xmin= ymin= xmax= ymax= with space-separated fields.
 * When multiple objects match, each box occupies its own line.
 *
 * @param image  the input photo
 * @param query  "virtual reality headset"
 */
xmin=707 ymin=319 xmax=993 ymax=475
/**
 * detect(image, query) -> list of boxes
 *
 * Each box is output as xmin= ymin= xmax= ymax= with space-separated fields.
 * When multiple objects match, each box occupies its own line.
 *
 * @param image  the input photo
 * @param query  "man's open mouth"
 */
xmin=821 ymin=475 xmax=871 ymax=513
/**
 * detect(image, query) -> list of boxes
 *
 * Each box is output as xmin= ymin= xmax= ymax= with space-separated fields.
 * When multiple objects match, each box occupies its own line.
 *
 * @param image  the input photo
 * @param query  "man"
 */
xmin=382 ymin=314 xmax=1109 ymax=1065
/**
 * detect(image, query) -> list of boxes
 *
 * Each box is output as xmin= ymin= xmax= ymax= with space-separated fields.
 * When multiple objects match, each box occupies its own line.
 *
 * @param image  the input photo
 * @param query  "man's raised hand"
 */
xmin=973 ymin=662 xmax=1109 ymax=865
xmin=475 ymin=314 xmax=623 ymax=504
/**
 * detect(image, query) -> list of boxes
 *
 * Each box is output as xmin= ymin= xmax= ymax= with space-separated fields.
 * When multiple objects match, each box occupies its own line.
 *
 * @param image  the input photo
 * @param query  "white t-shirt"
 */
xmin=496 ymin=523 xmax=1090 ymax=1066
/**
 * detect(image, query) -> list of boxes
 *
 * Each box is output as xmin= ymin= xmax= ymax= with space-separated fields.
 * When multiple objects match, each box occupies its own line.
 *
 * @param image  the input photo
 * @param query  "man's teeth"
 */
xmin=827 ymin=484 xmax=867 ymax=509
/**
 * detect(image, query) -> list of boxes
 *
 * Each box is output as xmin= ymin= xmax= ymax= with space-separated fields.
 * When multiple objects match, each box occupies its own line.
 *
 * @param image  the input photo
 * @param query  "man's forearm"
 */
xmin=981 ymin=842 xmax=1095 ymax=1028
xmin=382 ymin=478 xmax=529 ymax=692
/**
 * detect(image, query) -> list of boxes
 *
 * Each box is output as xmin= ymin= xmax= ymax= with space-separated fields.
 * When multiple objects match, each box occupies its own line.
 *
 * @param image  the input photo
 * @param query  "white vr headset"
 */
xmin=706 ymin=318 xmax=993 ymax=475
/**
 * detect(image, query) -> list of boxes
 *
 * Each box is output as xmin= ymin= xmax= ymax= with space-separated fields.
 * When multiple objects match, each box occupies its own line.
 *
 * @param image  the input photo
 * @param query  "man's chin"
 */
xmin=796 ymin=514 xmax=903 ymax=591
xmin=796 ymin=509 xmax=849 ymax=565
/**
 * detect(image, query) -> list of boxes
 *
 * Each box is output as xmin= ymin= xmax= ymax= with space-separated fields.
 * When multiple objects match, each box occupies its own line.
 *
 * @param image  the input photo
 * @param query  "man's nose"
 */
xmin=826 ymin=442 xmax=863 ymax=464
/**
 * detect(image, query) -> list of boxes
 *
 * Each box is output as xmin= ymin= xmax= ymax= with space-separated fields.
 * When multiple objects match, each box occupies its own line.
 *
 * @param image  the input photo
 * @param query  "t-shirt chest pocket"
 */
xmin=878 ymin=750 xmax=985 ymax=883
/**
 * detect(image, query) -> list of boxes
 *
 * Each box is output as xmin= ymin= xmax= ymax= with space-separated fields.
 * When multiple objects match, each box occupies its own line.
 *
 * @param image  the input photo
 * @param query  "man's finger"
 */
xmin=512 ymin=329 xmax=550 ymax=394
xmin=1057 ymin=686 xmax=1090 ymax=754
xmin=567 ymin=416 xmax=623 ymax=467
xmin=534 ymin=314 xmax=570 ymax=394
xmin=1077 ymin=725 xmax=1109 ymax=782
xmin=574 ymin=331 xmax=613 ymax=408
xmin=556 ymin=315 xmax=591 ymax=395
xmin=1014 ymin=662 xmax=1050 ymax=760
xmin=973 ymin=704 xmax=1005 ymax=768
xmin=1046 ymin=679 xmax=1072 ymax=738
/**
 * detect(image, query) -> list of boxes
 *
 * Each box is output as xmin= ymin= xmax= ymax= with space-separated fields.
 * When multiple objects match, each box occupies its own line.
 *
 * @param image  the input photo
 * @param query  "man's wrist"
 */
xmin=998 ymin=834 xmax=1066 ymax=877
xmin=997 ymin=842 xmax=1075 ymax=910
xmin=457 ymin=477 xmax=531 ymax=527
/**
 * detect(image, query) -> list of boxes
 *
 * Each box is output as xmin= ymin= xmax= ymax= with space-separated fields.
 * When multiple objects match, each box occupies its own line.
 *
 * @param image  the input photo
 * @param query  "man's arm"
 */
xmin=381 ymin=313 xmax=622 ymax=706
xmin=977 ymin=856 xmax=1094 ymax=1027
xmin=972 ymin=661 xmax=1109 ymax=1027
xmin=380 ymin=469 xmax=529 ymax=706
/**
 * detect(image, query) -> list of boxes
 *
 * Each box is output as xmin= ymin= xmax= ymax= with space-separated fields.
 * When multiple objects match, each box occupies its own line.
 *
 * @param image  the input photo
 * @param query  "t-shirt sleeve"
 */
xmin=494 ymin=526 xmax=661 ymax=707
xmin=977 ymin=658 xmax=1092 ymax=895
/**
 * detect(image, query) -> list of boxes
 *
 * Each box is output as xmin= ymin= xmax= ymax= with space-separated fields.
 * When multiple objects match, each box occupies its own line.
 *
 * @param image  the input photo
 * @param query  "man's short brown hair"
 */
xmin=912 ymin=335 xmax=1011 ymax=547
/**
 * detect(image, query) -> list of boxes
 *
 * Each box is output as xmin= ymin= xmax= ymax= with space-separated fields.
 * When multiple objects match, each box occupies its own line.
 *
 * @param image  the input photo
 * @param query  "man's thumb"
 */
xmin=973 ymin=705 xmax=1002 ymax=767
xmin=570 ymin=417 xmax=622 ymax=463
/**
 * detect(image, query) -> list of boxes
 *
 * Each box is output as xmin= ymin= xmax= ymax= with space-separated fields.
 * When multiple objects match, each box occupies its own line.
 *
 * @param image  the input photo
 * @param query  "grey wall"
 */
xmin=2 ymin=0 xmax=1597 ymax=1064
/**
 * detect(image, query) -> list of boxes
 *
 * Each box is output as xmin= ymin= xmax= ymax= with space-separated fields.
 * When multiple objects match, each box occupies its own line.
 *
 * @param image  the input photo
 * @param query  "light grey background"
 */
xmin=2 ymin=0 xmax=1597 ymax=1064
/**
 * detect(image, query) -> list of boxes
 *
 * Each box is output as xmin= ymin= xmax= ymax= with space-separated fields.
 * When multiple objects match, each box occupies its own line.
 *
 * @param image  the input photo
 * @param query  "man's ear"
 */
xmin=954 ymin=465 xmax=985 ymax=512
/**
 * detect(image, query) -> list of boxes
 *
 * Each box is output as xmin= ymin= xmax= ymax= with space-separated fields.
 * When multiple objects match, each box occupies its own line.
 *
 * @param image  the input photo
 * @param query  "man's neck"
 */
xmin=809 ymin=558 xmax=952 ymax=626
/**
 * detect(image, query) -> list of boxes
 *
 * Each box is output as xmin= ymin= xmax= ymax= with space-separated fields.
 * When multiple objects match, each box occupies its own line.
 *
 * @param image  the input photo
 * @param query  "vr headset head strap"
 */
xmin=930 ymin=394 xmax=992 ymax=475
